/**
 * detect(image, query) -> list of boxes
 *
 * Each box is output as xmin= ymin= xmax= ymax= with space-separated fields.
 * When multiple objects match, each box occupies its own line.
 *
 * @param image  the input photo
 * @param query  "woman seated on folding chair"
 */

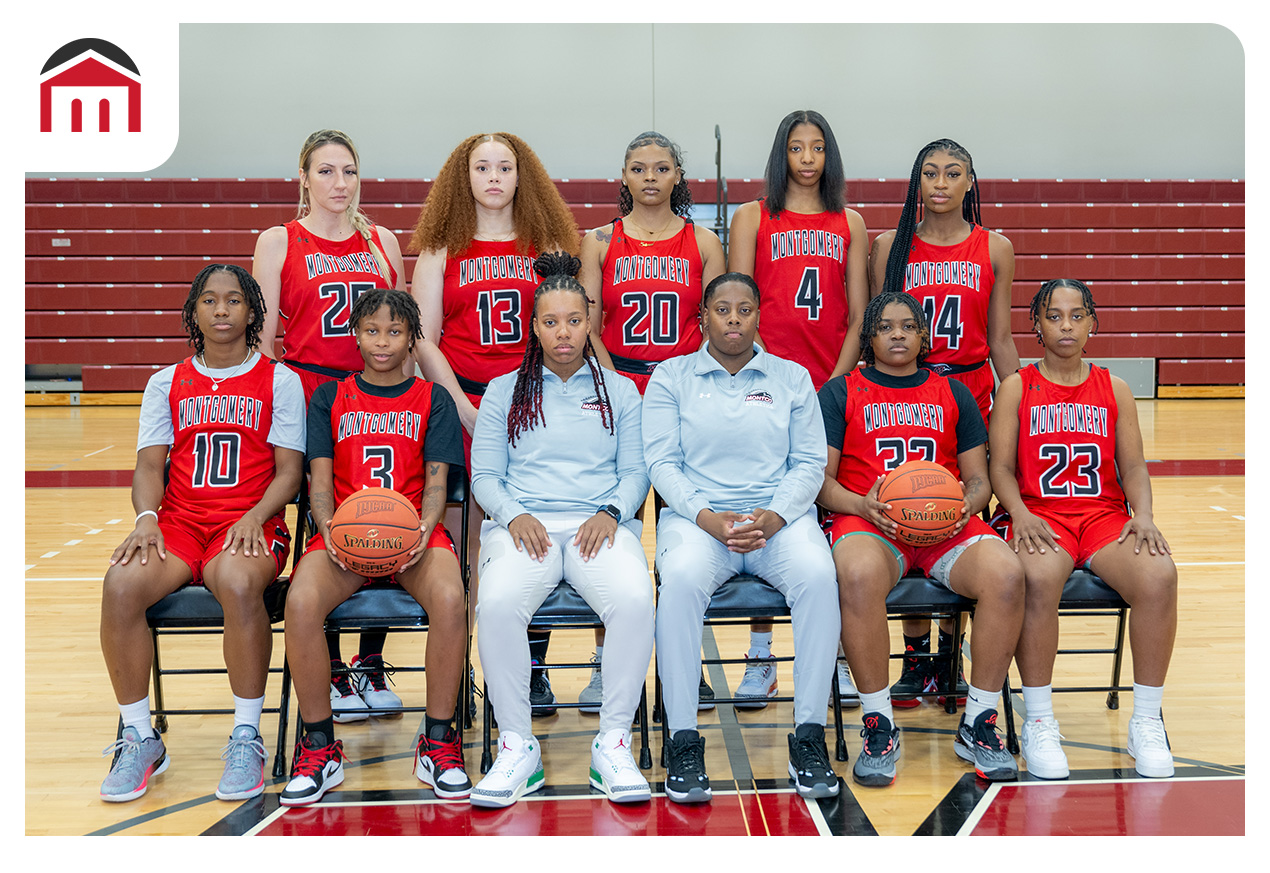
xmin=280 ymin=288 xmax=469 ymax=806
xmin=468 ymin=252 xmax=654 ymax=809
xmin=988 ymin=278 xmax=1178 ymax=780
xmin=99 ymin=264 xmax=305 ymax=804
xmin=643 ymin=271 xmax=841 ymax=804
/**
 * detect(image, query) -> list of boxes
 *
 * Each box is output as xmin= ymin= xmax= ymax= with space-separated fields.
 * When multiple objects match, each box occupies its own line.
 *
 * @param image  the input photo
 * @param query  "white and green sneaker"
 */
xmin=589 ymin=728 xmax=650 ymax=803
xmin=470 ymin=731 xmax=544 ymax=808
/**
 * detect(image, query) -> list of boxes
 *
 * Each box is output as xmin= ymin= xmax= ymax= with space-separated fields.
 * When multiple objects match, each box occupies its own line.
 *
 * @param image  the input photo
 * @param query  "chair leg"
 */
xmin=480 ymin=682 xmax=494 ymax=774
xmin=274 ymin=656 xmax=293 ymax=778
xmin=638 ymin=686 xmax=652 ymax=770
xmin=657 ymin=671 xmax=671 ymax=769
xmin=1001 ymin=674 xmax=1020 ymax=755
xmin=942 ymin=612 xmax=964 ymax=715
xmin=831 ymin=663 xmax=848 ymax=762
xmin=150 ymin=628 xmax=169 ymax=734
xmin=1107 ymin=606 xmax=1128 ymax=710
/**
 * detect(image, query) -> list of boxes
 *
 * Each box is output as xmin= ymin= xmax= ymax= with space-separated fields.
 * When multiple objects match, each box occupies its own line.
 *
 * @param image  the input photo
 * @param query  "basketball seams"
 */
xmin=329 ymin=486 xmax=423 ymax=575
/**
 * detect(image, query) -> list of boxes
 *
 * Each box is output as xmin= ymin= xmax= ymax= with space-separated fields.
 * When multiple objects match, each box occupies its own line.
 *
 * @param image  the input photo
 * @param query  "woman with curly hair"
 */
xmin=409 ymin=132 xmax=581 ymax=713
xmin=580 ymin=131 xmax=725 ymax=394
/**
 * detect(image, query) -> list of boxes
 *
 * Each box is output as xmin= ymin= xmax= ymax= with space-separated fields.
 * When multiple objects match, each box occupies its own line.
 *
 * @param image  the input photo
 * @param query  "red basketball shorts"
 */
xmin=159 ymin=511 xmax=291 ymax=585
xmin=994 ymin=503 xmax=1129 ymax=568
xmin=825 ymin=512 xmax=997 ymax=587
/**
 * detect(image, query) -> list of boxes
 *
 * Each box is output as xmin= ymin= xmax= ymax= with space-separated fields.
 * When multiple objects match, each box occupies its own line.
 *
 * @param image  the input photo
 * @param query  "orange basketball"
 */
xmin=328 ymin=487 xmax=422 ymax=577
xmin=876 ymin=460 xmax=964 ymax=547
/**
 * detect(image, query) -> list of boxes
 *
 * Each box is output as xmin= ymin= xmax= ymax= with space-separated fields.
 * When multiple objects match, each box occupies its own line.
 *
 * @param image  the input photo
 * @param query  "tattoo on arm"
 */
xmin=310 ymin=491 xmax=334 ymax=532
xmin=595 ymin=227 xmax=611 ymax=243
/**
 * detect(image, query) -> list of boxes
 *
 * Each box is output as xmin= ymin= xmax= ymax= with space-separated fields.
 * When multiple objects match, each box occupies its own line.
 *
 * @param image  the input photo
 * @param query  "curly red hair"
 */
xmin=408 ymin=132 xmax=580 ymax=258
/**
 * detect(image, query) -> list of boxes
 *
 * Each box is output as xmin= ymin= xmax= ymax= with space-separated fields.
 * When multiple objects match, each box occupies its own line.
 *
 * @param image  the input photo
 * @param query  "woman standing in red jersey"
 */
xmin=409 ymin=132 xmax=580 ymax=715
xmin=727 ymin=110 xmax=869 ymax=708
xmin=252 ymin=129 xmax=407 ymax=723
xmin=868 ymin=138 xmax=1020 ymax=707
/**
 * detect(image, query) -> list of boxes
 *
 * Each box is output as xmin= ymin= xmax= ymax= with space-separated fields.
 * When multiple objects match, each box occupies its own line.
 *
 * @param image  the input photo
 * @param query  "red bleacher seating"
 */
xmin=25 ymin=177 xmax=1244 ymax=393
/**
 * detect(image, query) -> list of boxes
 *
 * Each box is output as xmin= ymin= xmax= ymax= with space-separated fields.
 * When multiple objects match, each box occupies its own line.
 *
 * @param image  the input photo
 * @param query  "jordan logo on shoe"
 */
xmin=615 ymin=736 xmax=628 ymax=750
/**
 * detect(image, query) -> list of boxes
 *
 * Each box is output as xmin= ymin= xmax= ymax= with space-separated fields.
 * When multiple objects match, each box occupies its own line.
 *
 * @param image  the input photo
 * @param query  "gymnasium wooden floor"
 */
xmin=24 ymin=399 xmax=1245 ymax=837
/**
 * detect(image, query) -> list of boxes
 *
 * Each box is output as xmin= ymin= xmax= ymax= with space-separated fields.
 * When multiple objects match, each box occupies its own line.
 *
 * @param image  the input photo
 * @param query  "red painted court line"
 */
xmin=23 ymin=459 xmax=1244 ymax=489
xmin=253 ymin=792 xmax=821 ymax=837
xmin=1145 ymin=459 xmax=1243 ymax=476
xmin=966 ymin=778 xmax=1244 ymax=836
xmin=26 ymin=469 xmax=133 ymax=488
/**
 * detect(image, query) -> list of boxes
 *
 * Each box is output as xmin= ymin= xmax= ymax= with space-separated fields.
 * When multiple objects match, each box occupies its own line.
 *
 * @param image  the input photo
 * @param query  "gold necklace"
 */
xmin=625 ymin=215 xmax=676 ymax=247
xmin=199 ymin=351 xmax=253 ymax=391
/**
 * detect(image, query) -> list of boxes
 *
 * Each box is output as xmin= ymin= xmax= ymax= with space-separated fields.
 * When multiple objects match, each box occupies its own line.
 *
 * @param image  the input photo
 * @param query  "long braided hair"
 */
xmin=506 ymin=253 xmax=615 ymax=446
xmin=182 ymin=264 xmax=266 ymax=357
xmin=617 ymin=131 xmax=694 ymax=217
xmin=762 ymin=110 xmax=846 ymax=217
xmin=880 ymin=139 xmax=982 ymax=297
xmin=1029 ymin=279 xmax=1099 ymax=343
xmin=858 ymin=290 xmax=931 ymax=368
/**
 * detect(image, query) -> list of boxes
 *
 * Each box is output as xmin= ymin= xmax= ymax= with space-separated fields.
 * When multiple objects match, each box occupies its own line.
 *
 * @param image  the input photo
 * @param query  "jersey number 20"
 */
xmin=621 ymin=291 xmax=679 ymax=345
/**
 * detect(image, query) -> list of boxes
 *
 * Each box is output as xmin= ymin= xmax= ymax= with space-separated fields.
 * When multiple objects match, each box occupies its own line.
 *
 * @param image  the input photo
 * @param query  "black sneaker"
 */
xmin=852 ymin=712 xmax=901 ymax=787
xmin=529 ymin=659 xmax=557 ymax=717
xmin=664 ymin=729 xmax=711 ymax=803
xmin=787 ymin=723 xmax=840 ymax=798
xmin=698 ymin=671 xmax=715 ymax=712
xmin=890 ymin=656 xmax=934 ymax=709
xmin=954 ymin=710 xmax=1018 ymax=781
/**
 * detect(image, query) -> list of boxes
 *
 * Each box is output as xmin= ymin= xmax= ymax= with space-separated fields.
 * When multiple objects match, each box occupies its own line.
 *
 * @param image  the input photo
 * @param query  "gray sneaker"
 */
xmin=852 ymin=712 xmax=900 ymax=787
xmin=100 ymin=725 xmax=169 ymax=802
xmin=955 ymin=710 xmax=1018 ymax=781
xmin=216 ymin=724 xmax=268 ymax=801
xmin=578 ymin=652 xmax=603 ymax=714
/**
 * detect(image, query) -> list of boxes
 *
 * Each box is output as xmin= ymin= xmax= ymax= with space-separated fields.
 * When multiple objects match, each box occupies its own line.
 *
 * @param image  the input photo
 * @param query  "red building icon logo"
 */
xmin=39 ymin=38 xmax=140 ymax=133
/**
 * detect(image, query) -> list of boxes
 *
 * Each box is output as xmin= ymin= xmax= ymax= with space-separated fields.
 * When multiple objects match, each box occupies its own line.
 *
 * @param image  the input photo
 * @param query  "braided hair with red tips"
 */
xmin=506 ymin=252 xmax=615 ymax=446
xmin=881 ymin=138 xmax=983 ymax=297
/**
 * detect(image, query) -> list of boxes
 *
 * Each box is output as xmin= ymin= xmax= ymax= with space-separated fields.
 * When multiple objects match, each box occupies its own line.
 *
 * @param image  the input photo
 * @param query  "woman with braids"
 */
xmin=581 ymin=130 xmax=726 ymax=394
xmin=726 ymin=109 xmax=869 ymax=709
xmin=868 ymin=138 xmax=1020 ymax=708
xmin=989 ymin=279 xmax=1176 ymax=780
xmin=281 ymin=288 xmax=469 ymax=806
xmin=468 ymin=253 xmax=653 ymax=808
xmin=252 ymin=129 xmax=408 ymax=722
xmin=99 ymin=265 xmax=305 ymax=803
xmin=817 ymin=290 xmax=1023 ymax=788
xmin=409 ymin=133 xmax=581 ymax=715
xmin=577 ymin=130 xmax=725 ymax=713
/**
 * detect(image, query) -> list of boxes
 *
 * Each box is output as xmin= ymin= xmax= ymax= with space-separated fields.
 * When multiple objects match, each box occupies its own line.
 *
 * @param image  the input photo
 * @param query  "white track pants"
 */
xmin=476 ymin=512 xmax=654 ymax=738
xmin=653 ymin=507 xmax=839 ymax=733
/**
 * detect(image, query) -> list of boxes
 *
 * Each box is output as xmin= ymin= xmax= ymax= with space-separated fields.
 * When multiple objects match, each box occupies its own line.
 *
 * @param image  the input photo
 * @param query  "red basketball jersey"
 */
xmin=599 ymin=218 xmax=705 ymax=386
xmin=752 ymin=204 xmax=852 ymax=389
xmin=277 ymin=220 xmax=398 ymax=372
xmin=327 ymin=376 xmax=435 ymax=512
xmin=829 ymin=369 xmax=965 ymax=497
xmin=902 ymin=224 xmax=994 ymax=370
xmin=1014 ymin=363 xmax=1126 ymax=514
xmin=164 ymin=355 xmax=278 ymax=529
xmin=439 ymin=239 xmax=539 ymax=398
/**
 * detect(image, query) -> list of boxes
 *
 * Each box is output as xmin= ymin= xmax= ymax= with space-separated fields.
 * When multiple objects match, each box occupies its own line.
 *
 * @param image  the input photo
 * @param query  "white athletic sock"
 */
xmin=233 ymin=694 xmax=266 ymax=732
xmin=963 ymin=683 xmax=999 ymax=723
xmin=1131 ymin=683 xmax=1164 ymax=721
xmin=1021 ymin=684 xmax=1054 ymax=721
xmin=119 ymin=696 xmax=156 ymax=740
xmin=748 ymin=632 xmax=773 ymax=659
xmin=859 ymin=688 xmax=893 ymax=724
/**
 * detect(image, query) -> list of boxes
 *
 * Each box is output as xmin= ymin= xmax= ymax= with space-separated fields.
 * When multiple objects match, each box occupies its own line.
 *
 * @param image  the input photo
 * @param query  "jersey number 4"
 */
xmin=320 ymin=281 xmax=378 ymax=338
xmin=621 ymin=290 xmax=680 ymax=345
xmin=794 ymin=267 xmax=822 ymax=321
xmin=1038 ymin=443 xmax=1102 ymax=497
xmin=476 ymin=289 xmax=523 ymax=345
xmin=921 ymin=295 xmax=964 ymax=349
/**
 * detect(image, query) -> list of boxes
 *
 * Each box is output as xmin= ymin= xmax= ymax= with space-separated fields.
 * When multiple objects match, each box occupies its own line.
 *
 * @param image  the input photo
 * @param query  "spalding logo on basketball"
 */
xmin=877 ymin=460 xmax=964 ymax=547
xmin=328 ymin=487 xmax=422 ymax=576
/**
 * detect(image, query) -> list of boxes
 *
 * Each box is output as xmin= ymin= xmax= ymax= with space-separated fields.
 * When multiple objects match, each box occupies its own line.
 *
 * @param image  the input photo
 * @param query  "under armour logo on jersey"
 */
xmin=698 ymin=392 xmax=711 ymax=399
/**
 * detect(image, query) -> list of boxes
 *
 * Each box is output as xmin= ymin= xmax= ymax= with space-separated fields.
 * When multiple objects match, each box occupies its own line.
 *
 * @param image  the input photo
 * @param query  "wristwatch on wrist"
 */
xmin=599 ymin=504 xmax=621 ymax=522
